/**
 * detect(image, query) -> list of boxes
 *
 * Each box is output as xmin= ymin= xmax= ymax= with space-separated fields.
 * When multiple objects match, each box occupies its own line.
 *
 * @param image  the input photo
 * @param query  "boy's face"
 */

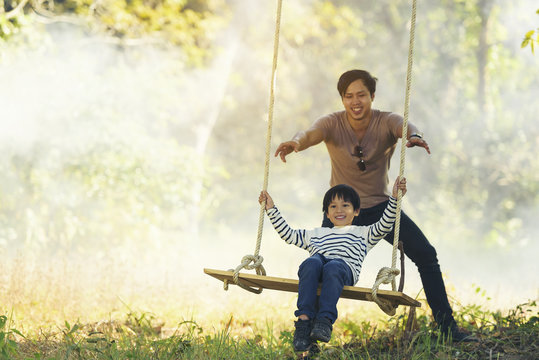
xmin=326 ymin=196 xmax=359 ymax=227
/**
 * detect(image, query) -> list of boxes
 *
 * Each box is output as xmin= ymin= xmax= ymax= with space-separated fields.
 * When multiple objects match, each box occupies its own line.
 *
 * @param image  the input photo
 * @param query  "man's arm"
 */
xmin=274 ymin=128 xmax=325 ymax=162
xmin=397 ymin=122 xmax=431 ymax=154
xmin=396 ymin=122 xmax=418 ymax=139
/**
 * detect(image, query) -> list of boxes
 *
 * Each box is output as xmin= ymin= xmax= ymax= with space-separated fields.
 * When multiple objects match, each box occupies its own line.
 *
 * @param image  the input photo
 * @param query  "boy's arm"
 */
xmin=266 ymin=207 xmax=309 ymax=250
xmin=259 ymin=190 xmax=274 ymax=210
xmin=366 ymin=197 xmax=398 ymax=247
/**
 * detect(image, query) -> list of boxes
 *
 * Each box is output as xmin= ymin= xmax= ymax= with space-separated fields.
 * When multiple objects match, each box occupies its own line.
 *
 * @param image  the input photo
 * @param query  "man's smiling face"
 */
xmin=342 ymin=79 xmax=375 ymax=123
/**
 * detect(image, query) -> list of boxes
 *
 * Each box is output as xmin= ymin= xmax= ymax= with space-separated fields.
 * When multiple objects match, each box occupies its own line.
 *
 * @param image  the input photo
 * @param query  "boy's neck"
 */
xmin=334 ymin=224 xmax=353 ymax=228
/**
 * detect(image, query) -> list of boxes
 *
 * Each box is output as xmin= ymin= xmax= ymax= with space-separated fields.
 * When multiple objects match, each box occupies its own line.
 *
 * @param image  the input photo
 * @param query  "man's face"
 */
xmin=342 ymin=79 xmax=375 ymax=122
xmin=326 ymin=196 xmax=359 ymax=227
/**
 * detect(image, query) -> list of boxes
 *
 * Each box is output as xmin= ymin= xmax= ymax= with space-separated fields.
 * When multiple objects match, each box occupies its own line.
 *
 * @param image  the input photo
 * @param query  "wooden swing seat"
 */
xmin=204 ymin=268 xmax=421 ymax=307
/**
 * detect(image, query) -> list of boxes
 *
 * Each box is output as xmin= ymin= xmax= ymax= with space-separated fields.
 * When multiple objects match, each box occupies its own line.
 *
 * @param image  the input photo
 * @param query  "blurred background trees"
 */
xmin=521 ymin=8 xmax=538 ymax=53
xmin=1 ymin=0 xmax=227 ymax=66
xmin=0 ymin=0 xmax=537 ymax=260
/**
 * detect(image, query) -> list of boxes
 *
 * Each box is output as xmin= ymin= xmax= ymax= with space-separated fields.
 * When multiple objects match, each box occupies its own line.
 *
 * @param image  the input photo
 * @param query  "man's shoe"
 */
xmin=310 ymin=317 xmax=333 ymax=343
xmin=293 ymin=319 xmax=313 ymax=352
xmin=443 ymin=325 xmax=479 ymax=343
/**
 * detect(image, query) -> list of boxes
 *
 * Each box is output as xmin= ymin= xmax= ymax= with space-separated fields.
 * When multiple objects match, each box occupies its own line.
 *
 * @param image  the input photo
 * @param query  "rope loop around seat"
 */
xmin=371 ymin=267 xmax=401 ymax=315
xmin=223 ymin=255 xmax=267 ymax=294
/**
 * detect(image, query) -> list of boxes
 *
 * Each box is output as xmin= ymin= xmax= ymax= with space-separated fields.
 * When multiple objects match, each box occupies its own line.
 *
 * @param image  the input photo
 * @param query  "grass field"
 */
xmin=1 ymin=256 xmax=537 ymax=359
xmin=1 ymin=299 xmax=537 ymax=359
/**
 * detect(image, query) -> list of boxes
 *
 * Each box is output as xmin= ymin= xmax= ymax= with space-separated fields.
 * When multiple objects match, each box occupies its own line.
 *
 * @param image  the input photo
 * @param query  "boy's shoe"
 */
xmin=293 ymin=319 xmax=313 ymax=352
xmin=310 ymin=317 xmax=333 ymax=343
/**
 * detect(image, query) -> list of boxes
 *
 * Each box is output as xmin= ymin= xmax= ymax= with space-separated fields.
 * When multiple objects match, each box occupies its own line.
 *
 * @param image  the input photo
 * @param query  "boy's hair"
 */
xmin=337 ymin=69 xmax=377 ymax=98
xmin=322 ymin=184 xmax=361 ymax=213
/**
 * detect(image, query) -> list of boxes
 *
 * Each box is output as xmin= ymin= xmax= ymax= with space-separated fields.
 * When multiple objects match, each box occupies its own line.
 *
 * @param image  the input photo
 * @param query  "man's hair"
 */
xmin=322 ymin=184 xmax=361 ymax=213
xmin=337 ymin=70 xmax=377 ymax=98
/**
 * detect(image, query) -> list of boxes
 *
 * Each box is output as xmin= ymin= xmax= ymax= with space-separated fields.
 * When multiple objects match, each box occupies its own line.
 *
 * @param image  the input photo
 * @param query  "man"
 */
xmin=274 ymin=69 xmax=475 ymax=342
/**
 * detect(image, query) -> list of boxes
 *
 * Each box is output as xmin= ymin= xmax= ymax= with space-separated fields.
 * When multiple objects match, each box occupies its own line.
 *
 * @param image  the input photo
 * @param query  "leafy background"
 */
xmin=0 ymin=0 xmax=538 ymax=328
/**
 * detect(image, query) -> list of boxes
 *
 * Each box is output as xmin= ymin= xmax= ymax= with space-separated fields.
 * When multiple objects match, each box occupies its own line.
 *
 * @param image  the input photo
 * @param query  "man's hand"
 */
xmin=259 ymin=190 xmax=275 ymax=210
xmin=274 ymin=140 xmax=300 ymax=163
xmin=392 ymin=177 xmax=407 ymax=198
xmin=406 ymin=136 xmax=431 ymax=154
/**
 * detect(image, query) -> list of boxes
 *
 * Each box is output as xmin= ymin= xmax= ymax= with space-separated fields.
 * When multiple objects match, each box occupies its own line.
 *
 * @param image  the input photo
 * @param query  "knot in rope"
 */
xmin=371 ymin=267 xmax=401 ymax=316
xmin=238 ymin=254 xmax=265 ymax=271
xmin=223 ymin=255 xmax=266 ymax=294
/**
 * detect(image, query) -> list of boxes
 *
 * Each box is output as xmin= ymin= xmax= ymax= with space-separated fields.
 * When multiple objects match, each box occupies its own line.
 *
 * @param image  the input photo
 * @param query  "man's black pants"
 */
xmin=322 ymin=200 xmax=455 ymax=329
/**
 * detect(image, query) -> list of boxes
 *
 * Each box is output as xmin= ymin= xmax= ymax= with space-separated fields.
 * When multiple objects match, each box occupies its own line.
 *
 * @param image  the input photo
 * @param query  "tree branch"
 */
xmin=3 ymin=0 xmax=30 ymax=20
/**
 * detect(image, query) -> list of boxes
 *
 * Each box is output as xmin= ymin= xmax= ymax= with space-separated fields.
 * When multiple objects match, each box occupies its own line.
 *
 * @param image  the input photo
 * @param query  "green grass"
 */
xmin=1 ymin=300 xmax=537 ymax=359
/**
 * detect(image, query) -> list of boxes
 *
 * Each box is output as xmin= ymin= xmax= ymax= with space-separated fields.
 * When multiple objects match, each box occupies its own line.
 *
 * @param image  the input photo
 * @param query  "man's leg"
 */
xmin=355 ymin=202 xmax=455 ymax=329
xmin=392 ymin=211 xmax=455 ymax=329
xmin=393 ymin=214 xmax=477 ymax=341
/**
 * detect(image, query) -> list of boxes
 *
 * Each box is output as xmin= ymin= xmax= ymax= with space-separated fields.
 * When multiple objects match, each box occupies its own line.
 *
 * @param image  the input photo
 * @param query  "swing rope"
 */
xmin=371 ymin=0 xmax=417 ymax=316
xmin=223 ymin=0 xmax=283 ymax=294
xmin=224 ymin=0 xmax=418 ymax=315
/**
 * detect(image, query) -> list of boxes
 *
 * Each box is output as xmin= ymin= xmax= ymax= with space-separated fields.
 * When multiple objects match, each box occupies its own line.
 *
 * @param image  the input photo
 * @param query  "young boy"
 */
xmin=259 ymin=177 xmax=407 ymax=352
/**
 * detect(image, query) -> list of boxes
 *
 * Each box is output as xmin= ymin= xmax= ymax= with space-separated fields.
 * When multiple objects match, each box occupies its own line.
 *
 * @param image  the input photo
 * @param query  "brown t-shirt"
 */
xmin=310 ymin=110 xmax=403 ymax=209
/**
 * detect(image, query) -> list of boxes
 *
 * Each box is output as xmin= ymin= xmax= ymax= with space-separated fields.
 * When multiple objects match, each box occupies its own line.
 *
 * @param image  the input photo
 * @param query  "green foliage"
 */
xmin=1 ymin=0 xmax=538 ymax=254
xmin=61 ymin=321 xmax=85 ymax=357
xmin=0 ymin=0 xmax=228 ymax=65
xmin=0 ymin=23 xmax=233 ymax=252
xmin=3 ymin=300 xmax=538 ymax=359
xmin=0 ymin=141 xmax=212 ymax=254
xmin=521 ymin=9 xmax=539 ymax=54
xmin=0 ymin=314 xmax=24 ymax=359
xmin=208 ymin=0 xmax=539 ymax=248
xmin=0 ymin=12 xmax=25 ymax=39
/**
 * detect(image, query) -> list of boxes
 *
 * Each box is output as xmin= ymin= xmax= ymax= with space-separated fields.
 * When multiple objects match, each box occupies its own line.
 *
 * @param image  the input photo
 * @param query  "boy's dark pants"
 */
xmin=322 ymin=200 xmax=456 ymax=329
xmin=295 ymin=253 xmax=354 ymax=323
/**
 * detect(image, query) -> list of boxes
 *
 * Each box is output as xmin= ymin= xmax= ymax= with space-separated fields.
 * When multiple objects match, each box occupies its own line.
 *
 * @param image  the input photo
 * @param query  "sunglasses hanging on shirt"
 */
xmin=352 ymin=144 xmax=366 ymax=171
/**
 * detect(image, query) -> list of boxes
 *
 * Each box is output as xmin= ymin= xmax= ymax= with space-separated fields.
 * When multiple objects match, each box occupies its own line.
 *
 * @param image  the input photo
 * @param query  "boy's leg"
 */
xmin=293 ymin=254 xmax=324 ymax=351
xmin=295 ymin=254 xmax=324 ymax=320
xmin=311 ymin=259 xmax=353 ymax=342
xmin=316 ymin=259 xmax=353 ymax=322
xmin=293 ymin=319 xmax=312 ymax=352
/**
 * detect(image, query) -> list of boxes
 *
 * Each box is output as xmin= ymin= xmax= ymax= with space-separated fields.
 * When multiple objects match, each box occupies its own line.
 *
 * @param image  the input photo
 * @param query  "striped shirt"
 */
xmin=266 ymin=196 xmax=398 ymax=285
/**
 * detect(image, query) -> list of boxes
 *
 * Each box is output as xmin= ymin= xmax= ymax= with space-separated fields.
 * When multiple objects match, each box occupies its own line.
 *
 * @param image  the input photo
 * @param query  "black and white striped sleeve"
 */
xmin=266 ymin=207 xmax=308 ymax=250
xmin=366 ymin=197 xmax=398 ymax=247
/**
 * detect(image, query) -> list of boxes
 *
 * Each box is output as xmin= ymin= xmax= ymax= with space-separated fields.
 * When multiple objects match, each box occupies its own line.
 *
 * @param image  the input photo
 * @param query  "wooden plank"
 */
xmin=204 ymin=268 xmax=420 ymax=307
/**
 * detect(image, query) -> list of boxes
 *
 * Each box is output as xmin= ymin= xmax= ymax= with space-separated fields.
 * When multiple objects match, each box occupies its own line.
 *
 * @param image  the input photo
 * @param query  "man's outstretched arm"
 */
xmin=397 ymin=122 xmax=431 ymax=154
xmin=274 ymin=128 xmax=325 ymax=162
